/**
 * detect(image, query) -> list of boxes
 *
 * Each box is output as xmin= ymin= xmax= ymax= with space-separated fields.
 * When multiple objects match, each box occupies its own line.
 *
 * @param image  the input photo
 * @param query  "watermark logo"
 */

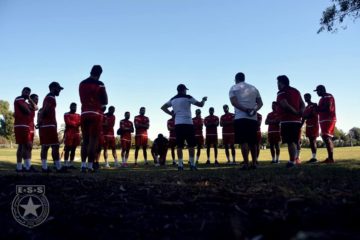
xmin=11 ymin=185 xmax=50 ymax=228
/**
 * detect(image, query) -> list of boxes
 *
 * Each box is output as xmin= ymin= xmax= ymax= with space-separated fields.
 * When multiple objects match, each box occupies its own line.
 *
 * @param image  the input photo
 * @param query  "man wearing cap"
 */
xmin=314 ymin=85 xmax=336 ymax=163
xmin=39 ymin=81 xmax=65 ymax=172
xmin=63 ymin=102 xmax=81 ymax=169
xmin=79 ymin=65 xmax=108 ymax=172
xmin=229 ymin=72 xmax=263 ymax=169
xmin=276 ymin=75 xmax=305 ymax=168
xmin=161 ymin=84 xmax=207 ymax=171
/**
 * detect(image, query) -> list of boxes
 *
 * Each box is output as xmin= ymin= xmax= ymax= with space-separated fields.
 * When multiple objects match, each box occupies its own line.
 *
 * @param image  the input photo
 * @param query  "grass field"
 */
xmin=0 ymin=146 xmax=360 ymax=239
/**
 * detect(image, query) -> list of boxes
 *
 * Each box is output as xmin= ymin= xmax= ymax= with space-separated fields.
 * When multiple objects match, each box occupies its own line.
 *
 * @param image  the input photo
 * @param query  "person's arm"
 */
xmin=193 ymin=97 xmax=207 ymax=107
xmin=278 ymin=99 xmax=299 ymax=116
xmin=18 ymin=101 xmax=31 ymax=115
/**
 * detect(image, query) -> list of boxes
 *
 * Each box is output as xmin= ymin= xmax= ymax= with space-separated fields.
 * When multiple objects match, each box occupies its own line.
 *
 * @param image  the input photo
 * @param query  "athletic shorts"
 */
xmin=135 ymin=135 xmax=148 ymax=147
xmin=222 ymin=133 xmax=235 ymax=145
xmin=103 ymin=135 xmax=115 ymax=148
xmin=64 ymin=133 xmax=81 ymax=147
xmin=81 ymin=114 xmax=103 ymax=144
xmin=30 ymin=130 xmax=35 ymax=143
xmin=268 ymin=131 xmax=281 ymax=144
xmin=234 ymin=118 xmax=258 ymax=145
xmin=169 ymin=138 xmax=176 ymax=148
xmin=175 ymin=124 xmax=196 ymax=148
xmin=195 ymin=135 xmax=204 ymax=147
xmin=206 ymin=135 xmax=218 ymax=146
xmin=320 ymin=120 xmax=336 ymax=138
xmin=14 ymin=126 xmax=31 ymax=144
xmin=306 ymin=125 xmax=319 ymax=138
xmin=280 ymin=122 xmax=302 ymax=144
xmin=121 ymin=139 xmax=131 ymax=150
xmin=39 ymin=126 xmax=59 ymax=145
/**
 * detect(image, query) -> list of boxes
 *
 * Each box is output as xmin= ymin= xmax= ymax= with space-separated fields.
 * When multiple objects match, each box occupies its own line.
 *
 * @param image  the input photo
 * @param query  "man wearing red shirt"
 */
xmin=276 ymin=75 xmax=305 ymax=168
xmin=256 ymin=113 xmax=263 ymax=160
xmin=39 ymin=82 xmax=65 ymax=172
xmin=302 ymin=93 xmax=319 ymax=163
xmin=220 ymin=104 xmax=235 ymax=164
xmin=167 ymin=115 xmax=177 ymax=165
xmin=192 ymin=109 xmax=204 ymax=163
xmin=103 ymin=106 xmax=119 ymax=167
xmin=63 ymin=102 xmax=81 ymax=169
xmin=204 ymin=107 xmax=220 ymax=165
xmin=14 ymin=87 xmax=36 ymax=172
xmin=314 ymin=85 xmax=336 ymax=163
xmin=79 ymin=65 xmax=108 ymax=172
xmin=265 ymin=102 xmax=281 ymax=163
xmin=119 ymin=111 xmax=134 ymax=167
xmin=134 ymin=107 xmax=149 ymax=165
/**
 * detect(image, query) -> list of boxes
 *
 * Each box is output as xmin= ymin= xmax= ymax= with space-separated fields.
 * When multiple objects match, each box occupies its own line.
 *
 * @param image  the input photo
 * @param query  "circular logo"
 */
xmin=12 ymin=192 xmax=50 ymax=228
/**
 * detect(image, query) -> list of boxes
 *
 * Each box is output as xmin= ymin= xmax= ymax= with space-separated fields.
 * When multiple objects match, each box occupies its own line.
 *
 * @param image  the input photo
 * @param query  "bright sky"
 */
xmin=1 ymin=0 xmax=359 ymax=140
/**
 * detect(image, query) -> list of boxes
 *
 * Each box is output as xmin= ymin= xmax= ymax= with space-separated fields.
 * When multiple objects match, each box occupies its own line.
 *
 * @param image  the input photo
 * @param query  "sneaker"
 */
xmin=271 ymin=160 xmax=277 ymax=164
xmin=145 ymin=161 xmax=149 ymax=165
xmin=42 ymin=168 xmax=52 ymax=173
xmin=25 ymin=166 xmax=38 ymax=173
xmin=178 ymin=166 xmax=184 ymax=171
xmin=205 ymin=160 xmax=211 ymax=165
xmin=67 ymin=165 xmax=77 ymax=170
xmin=307 ymin=158 xmax=318 ymax=164
xmin=104 ymin=163 xmax=110 ymax=168
xmin=172 ymin=161 xmax=177 ymax=166
xmin=190 ymin=165 xmax=198 ymax=171
xmin=15 ymin=168 xmax=24 ymax=173
xmin=121 ymin=163 xmax=128 ymax=168
xmin=322 ymin=158 xmax=335 ymax=164
xmin=155 ymin=163 xmax=160 ymax=167
xmin=240 ymin=164 xmax=249 ymax=170
xmin=295 ymin=157 xmax=301 ymax=165
xmin=81 ymin=167 xmax=87 ymax=173
xmin=214 ymin=160 xmax=219 ymax=166
xmin=93 ymin=162 xmax=100 ymax=170
xmin=286 ymin=161 xmax=295 ymax=168
xmin=55 ymin=167 xmax=68 ymax=173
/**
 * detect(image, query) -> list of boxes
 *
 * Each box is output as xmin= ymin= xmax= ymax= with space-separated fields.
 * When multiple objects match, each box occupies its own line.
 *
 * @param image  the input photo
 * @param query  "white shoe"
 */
xmin=155 ymin=163 xmax=160 ymax=167
xmin=104 ymin=163 xmax=110 ymax=168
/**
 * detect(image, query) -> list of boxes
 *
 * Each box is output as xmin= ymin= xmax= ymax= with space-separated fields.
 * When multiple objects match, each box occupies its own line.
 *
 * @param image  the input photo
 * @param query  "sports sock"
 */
xmin=178 ymin=159 xmax=183 ymax=167
xmin=55 ymin=160 xmax=61 ymax=170
xmin=189 ymin=157 xmax=195 ymax=166
xmin=17 ymin=163 xmax=23 ymax=170
xmin=24 ymin=159 xmax=31 ymax=170
xmin=41 ymin=159 xmax=48 ymax=169
xmin=88 ymin=162 xmax=93 ymax=169
xmin=312 ymin=153 xmax=316 ymax=159
xmin=81 ymin=162 xmax=86 ymax=168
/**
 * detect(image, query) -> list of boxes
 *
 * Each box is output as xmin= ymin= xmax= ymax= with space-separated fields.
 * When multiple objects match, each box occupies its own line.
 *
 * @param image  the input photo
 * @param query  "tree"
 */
xmin=0 ymin=100 xmax=14 ymax=141
xmin=318 ymin=0 xmax=360 ymax=33
xmin=349 ymin=127 xmax=360 ymax=140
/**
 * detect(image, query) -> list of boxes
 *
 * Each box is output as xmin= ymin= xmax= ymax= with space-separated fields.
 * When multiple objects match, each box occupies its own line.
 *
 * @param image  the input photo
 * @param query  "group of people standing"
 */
xmin=13 ymin=66 xmax=336 ymax=172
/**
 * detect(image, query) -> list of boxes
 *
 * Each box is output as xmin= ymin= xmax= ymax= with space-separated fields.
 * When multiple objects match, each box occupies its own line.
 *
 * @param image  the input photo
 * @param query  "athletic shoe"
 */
xmin=93 ymin=162 xmax=100 ymax=170
xmin=286 ymin=161 xmax=295 ymax=168
xmin=42 ymin=168 xmax=52 ymax=173
xmin=67 ymin=165 xmax=77 ymax=170
xmin=81 ymin=167 xmax=87 ymax=173
xmin=172 ymin=161 xmax=177 ymax=166
xmin=214 ymin=160 xmax=219 ymax=166
xmin=25 ymin=166 xmax=38 ymax=173
xmin=307 ymin=158 xmax=318 ymax=164
xmin=178 ymin=166 xmax=184 ymax=171
xmin=121 ymin=163 xmax=129 ymax=168
xmin=155 ymin=163 xmax=160 ymax=167
xmin=321 ymin=158 xmax=335 ymax=164
xmin=15 ymin=168 xmax=24 ymax=173
xmin=145 ymin=161 xmax=149 ymax=165
xmin=55 ymin=167 xmax=68 ymax=173
xmin=190 ymin=165 xmax=198 ymax=171
xmin=240 ymin=164 xmax=249 ymax=170
xmin=104 ymin=163 xmax=110 ymax=168
xmin=205 ymin=160 xmax=211 ymax=165
xmin=295 ymin=157 xmax=301 ymax=165
xmin=271 ymin=160 xmax=277 ymax=164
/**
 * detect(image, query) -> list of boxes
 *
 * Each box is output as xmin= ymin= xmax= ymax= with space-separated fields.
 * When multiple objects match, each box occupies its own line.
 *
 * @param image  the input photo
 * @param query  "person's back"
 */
xmin=318 ymin=93 xmax=336 ymax=122
xmin=277 ymin=86 xmax=302 ymax=122
xmin=79 ymin=78 xmax=107 ymax=114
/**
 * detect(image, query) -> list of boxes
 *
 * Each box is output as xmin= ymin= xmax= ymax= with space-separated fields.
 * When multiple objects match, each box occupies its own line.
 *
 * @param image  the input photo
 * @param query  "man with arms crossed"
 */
xmin=229 ymin=72 xmax=263 ymax=170
xmin=276 ymin=75 xmax=305 ymax=168
xmin=192 ymin=109 xmax=204 ymax=164
xmin=161 ymin=84 xmax=207 ymax=171
xmin=220 ymin=104 xmax=236 ymax=164
xmin=39 ymin=82 xmax=66 ymax=172
xmin=302 ymin=93 xmax=319 ymax=163
xmin=119 ymin=111 xmax=134 ymax=167
xmin=63 ymin=102 xmax=81 ymax=169
xmin=79 ymin=65 xmax=108 ymax=172
xmin=314 ymin=85 xmax=336 ymax=163
xmin=204 ymin=107 xmax=220 ymax=165
xmin=134 ymin=107 xmax=150 ymax=165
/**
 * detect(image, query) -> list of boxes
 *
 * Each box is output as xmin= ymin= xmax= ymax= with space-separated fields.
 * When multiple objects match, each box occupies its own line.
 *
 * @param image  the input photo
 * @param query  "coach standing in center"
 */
xmin=229 ymin=72 xmax=263 ymax=169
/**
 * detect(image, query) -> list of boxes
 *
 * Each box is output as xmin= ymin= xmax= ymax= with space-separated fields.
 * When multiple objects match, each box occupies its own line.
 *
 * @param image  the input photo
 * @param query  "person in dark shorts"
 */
xmin=151 ymin=134 xmax=169 ymax=166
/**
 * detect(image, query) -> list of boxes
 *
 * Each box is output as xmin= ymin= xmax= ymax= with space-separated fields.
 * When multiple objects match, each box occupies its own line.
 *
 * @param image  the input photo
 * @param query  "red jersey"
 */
xmin=277 ymin=86 xmax=302 ymax=123
xmin=220 ymin=112 xmax=234 ymax=134
xmin=192 ymin=116 xmax=204 ymax=137
xmin=303 ymin=103 xmax=318 ymax=126
xmin=318 ymin=93 xmax=336 ymax=122
xmin=103 ymin=114 xmax=115 ymax=136
xmin=134 ymin=115 xmax=149 ymax=136
xmin=79 ymin=77 xmax=108 ymax=116
xmin=257 ymin=113 xmax=262 ymax=132
xmin=167 ymin=118 xmax=176 ymax=139
xmin=29 ymin=104 xmax=36 ymax=131
xmin=64 ymin=112 xmax=81 ymax=135
xmin=120 ymin=119 xmax=134 ymax=141
xmin=14 ymin=96 xmax=31 ymax=127
xmin=204 ymin=115 xmax=219 ymax=136
xmin=266 ymin=111 xmax=280 ymax=132
xmin=40 ymin=94 xmax=57 ymax=126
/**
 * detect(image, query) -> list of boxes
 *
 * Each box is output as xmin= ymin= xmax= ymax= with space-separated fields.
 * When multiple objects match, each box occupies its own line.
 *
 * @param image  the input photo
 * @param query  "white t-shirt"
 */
xmin=229 ymin=81 xmax=261 ymax=120
xmin=164 ymin=94 xmax=198 ymax=125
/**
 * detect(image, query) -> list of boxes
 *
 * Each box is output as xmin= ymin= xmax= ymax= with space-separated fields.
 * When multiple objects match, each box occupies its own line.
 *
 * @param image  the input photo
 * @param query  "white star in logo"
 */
xmin=20 ymin=197 xmax=41 ymax=217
